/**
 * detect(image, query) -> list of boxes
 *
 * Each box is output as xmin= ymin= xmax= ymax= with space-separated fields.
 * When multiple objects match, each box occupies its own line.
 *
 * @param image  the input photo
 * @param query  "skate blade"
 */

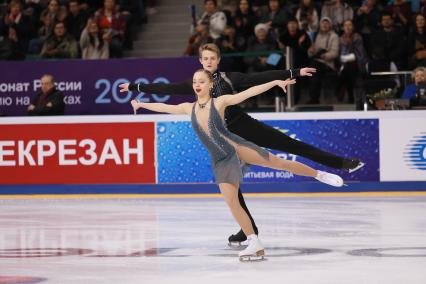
xmin=239 ymin=250 xmax=265 ymax=262
xmin=228 ymin=240 xmax=248 ymax=248
xmin=348 ymin=162 xmax=365 ymax=173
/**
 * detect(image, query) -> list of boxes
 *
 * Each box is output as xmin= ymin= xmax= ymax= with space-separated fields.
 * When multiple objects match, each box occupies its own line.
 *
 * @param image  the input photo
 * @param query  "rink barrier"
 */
xmin=1 ymin=111 xmax=425 ymax=194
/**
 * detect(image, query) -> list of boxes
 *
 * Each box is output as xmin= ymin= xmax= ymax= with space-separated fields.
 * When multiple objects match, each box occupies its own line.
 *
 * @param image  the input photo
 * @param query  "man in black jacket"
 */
xmin=119 ymin=43 xmax=364 ymax=246
xmin=28 ymin=74 xmax=65 ymax=116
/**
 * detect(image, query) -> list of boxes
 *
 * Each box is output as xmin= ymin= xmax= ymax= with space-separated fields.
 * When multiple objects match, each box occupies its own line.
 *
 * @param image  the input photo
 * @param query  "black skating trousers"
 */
xmin=226 ymin=113 xmax=346 ymax=169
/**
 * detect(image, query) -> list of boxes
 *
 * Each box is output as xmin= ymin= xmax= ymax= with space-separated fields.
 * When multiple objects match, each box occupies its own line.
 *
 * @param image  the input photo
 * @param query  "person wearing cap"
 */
xmin=321 ymin=0 xmax=354 ymax=34
xmin=307 ymin=16 xmax=339 ymax=104
xmin=244 ymin=23 xmax=277 ymax=73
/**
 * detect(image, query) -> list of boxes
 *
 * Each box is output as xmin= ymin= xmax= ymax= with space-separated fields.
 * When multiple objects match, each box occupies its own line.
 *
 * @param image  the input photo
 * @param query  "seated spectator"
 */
xmin=0 ymin=33 xmax=14 ymax=60
xmin=28 ymin=12 xmax=53 ymax=54
xmin=233 ymin=0 xmax=258 ymax=51
xmin=0 ymin=0 xmax=32 ymax=60
xmin=197 ymin=0 xmax=227 ymax=40
xmin=95 ymin=0 xmax=125 ymax=58
xmin=80 ymin=18 xmax=109 ymax=59
xmin=260 ymin=0 xmax=288 ymax=33
xmin=307 ymin=17 xmax=339 ymax=104
xmin=57 ymin=4 xmax=68 ymax=22
xmin=409 ymin=14 xmax=426 ymax=68
xmin=116 ymin=0 xmax=145 ymax=26
xmin=245 ymin=22 xmax=279 ymax=107
xmin=279 ymin=17 xmax=311 ymax=68
xmin=337 ymin=19 xmax=368 ymax=103
xmin=354 ymin=0 xmax=381 ymax=54
xmin=295 ymin=0 xmax=319 ymax=39
xmin=23 ymin=0 xmax=44 ymax=20
xmin=218 ymin=0 xmax=238 ymax=16
xmin=65 ymin=0 xmax=88 ymax=41
xmin=184 ymin=23 xmax=213 ymax=56
xmin=40 ymin=0 xmax=60 ymax=23
xmin=279 ymin=17 xmax=311 ymax=103
xmin=40 ymin=21 xmax=79 ymax=58
xmin=321 ymin=0 xmax=354 ymax=34
xmin=216 ymin=25 xmax=245 ymax=71
xmin=370 ymin=11 xmax=407 ymax=69
xmin=78 ymin=0 xmax=104 ymax=15
xmin=28 ymin=74 xmax=65 ymax=116
xmin=251 ymin=0 xmax=269 ymax=17
xmin=401 ymin=66 xmax=426 ymax=99
xmin=215 ymin=25 xmax=237 ymax=53
xmin=115 ymin=0 xmax=136 ymax=50
xmin=244 ymin=22 xmax=278 ymax=73
xmin=387 ymin=0 xmax=411 ymax=30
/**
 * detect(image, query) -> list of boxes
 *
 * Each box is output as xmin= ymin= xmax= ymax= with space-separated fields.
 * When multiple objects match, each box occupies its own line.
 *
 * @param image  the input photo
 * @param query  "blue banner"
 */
xmin=157 ymin=119 xmax=379 ymax=183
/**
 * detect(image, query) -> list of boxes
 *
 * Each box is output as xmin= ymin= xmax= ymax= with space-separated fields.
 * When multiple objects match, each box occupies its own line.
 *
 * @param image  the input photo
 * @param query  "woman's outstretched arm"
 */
xmin=131 ymin=100 xmax=191 ymax=115
xmin=220 ymin=79 xmax=296 ymax=107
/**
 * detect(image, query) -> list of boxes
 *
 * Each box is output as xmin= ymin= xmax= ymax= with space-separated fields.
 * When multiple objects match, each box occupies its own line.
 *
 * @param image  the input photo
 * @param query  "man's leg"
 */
xmin=228 ymin=115 xmax=359 ymax=169
xmin=228 ymin=188 xmax=258 ymax=245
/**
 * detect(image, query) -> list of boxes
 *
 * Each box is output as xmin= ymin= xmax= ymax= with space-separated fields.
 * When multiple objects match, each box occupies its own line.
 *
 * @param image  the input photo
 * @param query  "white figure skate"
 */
xmin=315 ymin=170 xmax=344 ymax=187
xmin=238 ymin=234 xmax=265 ymax=262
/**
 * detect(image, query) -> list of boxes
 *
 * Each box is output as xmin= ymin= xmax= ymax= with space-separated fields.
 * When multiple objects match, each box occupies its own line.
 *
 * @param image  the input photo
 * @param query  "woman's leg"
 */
xmin=236 ymin=145 xmax=317 ymax=177
xmin=236 ymin=145 xmax=343 ymax=186
xmin=218 ymin=183 xmax=255 ymax=237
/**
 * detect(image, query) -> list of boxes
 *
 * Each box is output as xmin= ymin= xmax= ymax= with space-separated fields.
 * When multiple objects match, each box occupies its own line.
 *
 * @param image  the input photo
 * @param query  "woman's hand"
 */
xmin=276 ymin=79 xmax=296 ymax=93
xmin=131 ymin=99 xmax=142 ymax=115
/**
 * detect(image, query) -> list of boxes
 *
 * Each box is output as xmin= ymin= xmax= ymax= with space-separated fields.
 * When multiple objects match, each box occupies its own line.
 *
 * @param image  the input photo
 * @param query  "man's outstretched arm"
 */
xmin=230 ymin=68 xmax=315 ymax=90
xmin=120 ymin=79 xmax=194 ymax=96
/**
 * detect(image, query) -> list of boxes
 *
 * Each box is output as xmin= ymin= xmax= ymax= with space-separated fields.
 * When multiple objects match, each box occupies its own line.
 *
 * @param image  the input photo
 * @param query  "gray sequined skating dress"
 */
xmin=191 ymin=99 xmax=270 ymax=185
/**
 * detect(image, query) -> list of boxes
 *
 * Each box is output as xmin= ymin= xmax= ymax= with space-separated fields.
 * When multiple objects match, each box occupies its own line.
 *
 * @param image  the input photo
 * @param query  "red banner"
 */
xmin=0 ymin=122 xmax=155 ymax=184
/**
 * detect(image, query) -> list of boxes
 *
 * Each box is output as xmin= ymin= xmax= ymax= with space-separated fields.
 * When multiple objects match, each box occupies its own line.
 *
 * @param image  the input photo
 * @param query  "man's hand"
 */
xmin=300 ymin=67 xmax=316 ymax=77
xmin=46 ymin=102 xmax=53 ymax=107
xmin=27 ymin=104 xmax=35 ymax=111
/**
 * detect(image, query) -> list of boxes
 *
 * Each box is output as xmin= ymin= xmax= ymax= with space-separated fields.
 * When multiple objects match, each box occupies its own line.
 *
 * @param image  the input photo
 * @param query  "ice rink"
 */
xmin=1 ymin=195 xmax=426 ymax=284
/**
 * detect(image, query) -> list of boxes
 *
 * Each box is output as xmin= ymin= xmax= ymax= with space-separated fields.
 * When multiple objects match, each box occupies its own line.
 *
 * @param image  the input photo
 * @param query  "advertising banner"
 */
xmin=156 ymin=119 xmax=380 ymax=183
xmin=0 ymin=57 xmax=199 ymax=116
xmin=380 ymin=118 xmax=426 ymax=181
xmin=0 ymin=122 xmax=155 ymax=184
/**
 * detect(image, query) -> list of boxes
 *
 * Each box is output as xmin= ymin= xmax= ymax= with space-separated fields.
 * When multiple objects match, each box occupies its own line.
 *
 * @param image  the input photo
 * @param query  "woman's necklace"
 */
xmin=198 ymin=99 xmax=210 ymax=109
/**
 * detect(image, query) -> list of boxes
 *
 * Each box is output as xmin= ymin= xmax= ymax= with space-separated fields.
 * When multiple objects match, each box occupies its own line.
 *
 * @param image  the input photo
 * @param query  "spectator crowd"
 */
xmin=185 ymin=0 xmax=426 ymax=104
xmin=0 ymin=0 xmax=150 ymax=60
xmin=1 ymin=0 xmax=425 ymax=106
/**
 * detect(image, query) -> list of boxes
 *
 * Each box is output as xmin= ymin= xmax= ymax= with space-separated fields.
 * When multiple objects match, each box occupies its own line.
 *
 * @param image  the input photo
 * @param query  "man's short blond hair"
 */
xmin=198 ymin=43 xmax=221 ymax=59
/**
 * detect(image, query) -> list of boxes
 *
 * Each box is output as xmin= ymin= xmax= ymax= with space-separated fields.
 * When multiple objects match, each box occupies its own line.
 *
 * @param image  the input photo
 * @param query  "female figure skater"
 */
xmin=122 ymin=43 xmax=363 ymax=247
xmin=131 ymin=69 xmax=344 ymax=261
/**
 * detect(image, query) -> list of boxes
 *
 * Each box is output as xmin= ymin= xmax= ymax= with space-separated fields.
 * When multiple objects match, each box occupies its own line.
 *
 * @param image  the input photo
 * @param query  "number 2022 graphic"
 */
xmin=95 ymin=77 xmax=171 ymax=104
